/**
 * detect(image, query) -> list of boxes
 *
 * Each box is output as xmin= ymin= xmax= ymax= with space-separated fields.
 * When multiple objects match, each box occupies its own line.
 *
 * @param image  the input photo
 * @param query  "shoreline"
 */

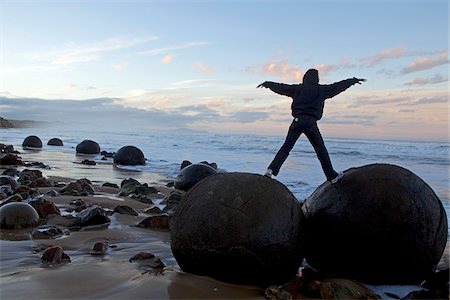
xmin=1 ymin=140 xmax=449 ymax=299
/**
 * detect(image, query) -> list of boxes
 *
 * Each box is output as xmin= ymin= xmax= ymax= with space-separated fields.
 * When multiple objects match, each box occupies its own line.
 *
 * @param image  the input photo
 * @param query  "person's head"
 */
xmin=303 ymin=69 xmax=319 ymax=85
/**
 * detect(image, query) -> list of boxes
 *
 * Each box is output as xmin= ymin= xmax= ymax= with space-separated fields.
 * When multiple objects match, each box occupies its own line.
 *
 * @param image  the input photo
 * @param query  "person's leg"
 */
xmin=268 ymin=120 xmax=302 ymax=176
xmin=304 ymin=122 xmax=338 ymax=181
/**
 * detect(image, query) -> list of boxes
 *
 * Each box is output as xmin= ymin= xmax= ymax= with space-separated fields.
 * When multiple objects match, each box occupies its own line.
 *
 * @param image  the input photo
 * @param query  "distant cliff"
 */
xmin=0 ymin=117 xmax=43 ymax=128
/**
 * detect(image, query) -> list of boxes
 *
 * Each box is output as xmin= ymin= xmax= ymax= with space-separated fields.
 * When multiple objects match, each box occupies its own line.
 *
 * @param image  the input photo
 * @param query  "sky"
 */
xmin=0 ymin=0 xmax=448 ymax=142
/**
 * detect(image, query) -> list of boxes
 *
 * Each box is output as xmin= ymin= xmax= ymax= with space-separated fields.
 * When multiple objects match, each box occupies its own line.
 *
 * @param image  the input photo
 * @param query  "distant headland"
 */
xmin=0 ymin=117 xmax=44 ymax=128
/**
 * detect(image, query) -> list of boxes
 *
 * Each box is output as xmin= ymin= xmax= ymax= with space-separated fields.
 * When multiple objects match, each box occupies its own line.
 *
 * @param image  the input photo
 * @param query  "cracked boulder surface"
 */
xmin=302 ymin=163 xmax=448 ymax=284
xmin=170 ymin=172 xmax=305 ymax=287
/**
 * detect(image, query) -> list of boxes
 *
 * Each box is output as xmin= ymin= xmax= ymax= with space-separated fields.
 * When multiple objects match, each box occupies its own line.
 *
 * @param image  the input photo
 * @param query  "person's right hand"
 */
xmin=354 ymin=78 xmax=367 ymax=84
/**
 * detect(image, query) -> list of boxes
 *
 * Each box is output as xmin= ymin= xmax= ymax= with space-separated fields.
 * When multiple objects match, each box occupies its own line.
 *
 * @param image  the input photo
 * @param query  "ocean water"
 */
xmin=1 ymin=127 xmax=449 ymax=226
xmin=1 ymin=127 xmax=449 ymax=298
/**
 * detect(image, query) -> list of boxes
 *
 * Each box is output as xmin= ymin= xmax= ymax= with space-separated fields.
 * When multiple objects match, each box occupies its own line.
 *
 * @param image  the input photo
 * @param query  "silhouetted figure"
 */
xmin=258 ymin=69 xmax=366 ymax=183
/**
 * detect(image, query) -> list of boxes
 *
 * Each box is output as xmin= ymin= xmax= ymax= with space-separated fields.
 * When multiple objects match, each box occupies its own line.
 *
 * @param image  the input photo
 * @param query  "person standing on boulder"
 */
xmin=258 ymin=69 xmax=366 ymax=183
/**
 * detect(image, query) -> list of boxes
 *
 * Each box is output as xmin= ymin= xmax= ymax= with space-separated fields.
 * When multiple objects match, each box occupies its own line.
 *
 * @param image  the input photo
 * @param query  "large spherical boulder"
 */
xmin=76 ymin=140 xmax=100 ymax=154
xmin=47 ymin=138 xmax=63 ymax=146
xmin=0 ymin=202 xmax=40 ymax=229
xmin=302 ymin=163 xmax=448 ymax=284
xmin=22 ymin=135 xmax=42 ymax=149
xmin=113 ymin=146 xmax=145 ymax=165
xmin=174 ymin=163 xmax=218 ymax=191
xmin=171 ymin=172 xmax=305 ymax=286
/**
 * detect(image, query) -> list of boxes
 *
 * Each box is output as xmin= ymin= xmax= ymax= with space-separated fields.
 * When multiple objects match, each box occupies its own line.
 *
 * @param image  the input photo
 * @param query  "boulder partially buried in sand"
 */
xmin=302 ymin=163 xmax=448 ymax=284
xmin=0 ymin=202 xmax=40 ymax=229
xmin=174 ymin=163 xmax=218 ymax=191
xmin=47 ymin=138 xmax=63 ymax=146
xmin=76 ymin=140 xmax=100 ymax=154
xmin=22 ymin=135 xmax=42 ymax=149
xmin=113 ymin=145 xmax=145 ymax=165
xmin=171 ymin=172 xmax=305 ymax=286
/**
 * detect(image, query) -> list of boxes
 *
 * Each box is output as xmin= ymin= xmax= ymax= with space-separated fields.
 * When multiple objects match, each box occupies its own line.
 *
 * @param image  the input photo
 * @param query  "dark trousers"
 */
xmin=268 ymin=115 xmax=338 ymax=181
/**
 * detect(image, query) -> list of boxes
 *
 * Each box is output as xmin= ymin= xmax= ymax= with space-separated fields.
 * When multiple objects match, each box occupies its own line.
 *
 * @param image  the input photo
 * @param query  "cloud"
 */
xmin=321 ymin=114 xmax=377 ymax=126
xmin=400 ymin=50 xmax=449 ymax=74
xmin=161 ymin=54 xmax=174 ymax=64
xmin=139 ymin=41 xmax=209 ymax=56
xmin=404 ymin=74 xmax=448 ymax=86
xmin=360 ymin=46 xmax=408 ymax=67
xmin=194 ymin=62 xmax=215 ymax=74
xmin=398 ymin=109 xmax=415 ymax=113
xmin=50 ymin=36 xmax=158 ymax=66
xmin=246 ymin=58 xmax=303 ymax=82
xmin=112 ymin=62 xmax=128 ymax=71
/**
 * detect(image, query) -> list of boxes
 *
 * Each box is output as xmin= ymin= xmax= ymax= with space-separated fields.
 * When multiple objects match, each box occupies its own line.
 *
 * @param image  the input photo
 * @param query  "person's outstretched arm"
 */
xmin=257 ymin=81 xmax=296 ymax=97
xmin=323 ymin=77 xmax=366 ymax=99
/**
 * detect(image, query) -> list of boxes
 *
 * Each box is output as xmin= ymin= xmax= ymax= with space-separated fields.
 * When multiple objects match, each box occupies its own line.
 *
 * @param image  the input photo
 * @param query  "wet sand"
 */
xmin=0 ymin=178 xmax=265 ymax=299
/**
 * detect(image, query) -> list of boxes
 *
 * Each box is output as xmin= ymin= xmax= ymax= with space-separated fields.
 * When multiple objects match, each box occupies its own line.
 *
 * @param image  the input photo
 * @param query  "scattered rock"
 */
xmin=100 ymin=151 xmax=115 ymax=158
xmin=81 ymin=159 xmax=96 ymax=166
xmin=0 ymin=175 xmax=18 ymax=190
xmin=0 ymin=153 xmax=22 ymax=165
xmin=0 ymin=144 xmax=18 ymax=154
xmin=0 ymin=194 xmax=23 ymax=206
xmin=22 ymin=135 xmax=42 ymax=149
xmin=46 ymin=214 xmax=80 ymax=228
xmin=302 ymin=163 xmax=448 ymax=284
xmin=102 ymin=182 xmax=119 ymax=188
xmin=76 ymin=140 xmax=100 ymax=154
xmin=31 ymin=225 xmax=64 ymax=239
xmin=0 ymin=202 xmax=40 ymax=229
xmin=137 ymin=214 xmax=170 ymax=230
xmin=174 ymin=163 xmax=218 ymax=191
xmin=129 ymin=252 xmax=165 ymax=268
xmin=68 ymin=199 xmax=87 ymax=212
xmin=45 ymin=190 xmax=58 ymax=197
xmin=60 ymin=179 xmax=94 ymax=196
xmin=171 ymin=172 xmax=305 ymax=286
xmin=113 ymin=205 xmax=138 ymax=216
xmin=162 ymin=191 xmax=183 ymax=215
xmin=144 ymin=206 xmax=163 ymax=215
xmin=18 ymin=169 xmax=43 ymax=187
xmin=15 ymin=185 xmax=40 ymax=200
xmin=113 ymin=146 xmax=145 ymax=165
xmin=47 ymin=138 xmax=64 ymax=146
xmin=180 ymin=160 xmax=192 ymax=170
xmin=2 ymin=168 xmax=20 ymax=177
xmin=90 ymin=241 xmax=108 ymax=256
xmin=41 ymin=245 xmax=71 ymax=265
xmin=23 ymin=161 xmax=50 ymax=169
xmin=28 ymin=197 xmax=60 ymax=218
xmin=119 ymin=178 xmax=157 ymax=197
xmin=78 ymin=205 xmax=110 ymax=227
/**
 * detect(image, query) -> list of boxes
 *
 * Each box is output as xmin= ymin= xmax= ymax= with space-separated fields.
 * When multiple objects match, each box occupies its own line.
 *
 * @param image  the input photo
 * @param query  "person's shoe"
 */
xmin=264 ymin=168 xmax=273 ymax=178
xmin=331 ymin=171 xmax=344 ymax=184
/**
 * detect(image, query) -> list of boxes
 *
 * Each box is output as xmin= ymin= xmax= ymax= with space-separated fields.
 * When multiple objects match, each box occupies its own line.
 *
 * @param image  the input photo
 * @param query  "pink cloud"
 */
xmin=259 ymin=58 xmax=304 ymax=82
xmin=401 ymin=50 xmax=449 ymax=74
xmin=361 ymin=46 xmax=408 ymax=67
xmin=161 ymin=54 xmax=173 ymax=64
xmin=194 ymin=62 xmax=215 ymax=74
xmin=404 ymin=74 xmax=448 ymax=86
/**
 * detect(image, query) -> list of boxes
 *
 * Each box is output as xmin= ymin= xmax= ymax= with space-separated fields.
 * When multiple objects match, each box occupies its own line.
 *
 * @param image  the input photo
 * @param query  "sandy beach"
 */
xmin=1 ymin=143 xmax=449 ymax=300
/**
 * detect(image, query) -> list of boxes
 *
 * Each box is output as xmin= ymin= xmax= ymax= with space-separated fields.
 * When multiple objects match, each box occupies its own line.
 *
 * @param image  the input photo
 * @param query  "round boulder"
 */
xmin=302 ymin=163 xmax=448 ymax=284
xmin=174 ymin=163 xmax=218 ymax=191
xmin=171 ymin=172 xmax=305 ymax=286
xmin=76 ymin=140 xmax=100 ymax=154
xmin=113 ymin=146 xmax=145 ymax=166
xmin=0 ymin=202 xmax=40 ymax=229
xmin=22 ymin=135 xmax=42 ymax=149
xmin=47 ymin=138 xmax=63 ymax=146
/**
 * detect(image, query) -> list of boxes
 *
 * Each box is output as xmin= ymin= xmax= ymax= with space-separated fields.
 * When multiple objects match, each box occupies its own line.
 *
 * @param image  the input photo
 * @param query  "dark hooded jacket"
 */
xmin=264 ymin=69 xmax=359 ymax=120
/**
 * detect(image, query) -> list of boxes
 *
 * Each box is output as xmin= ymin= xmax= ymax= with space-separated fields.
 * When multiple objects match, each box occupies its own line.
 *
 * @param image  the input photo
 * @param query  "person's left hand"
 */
xmin=257 ymin=81 xmax=268 ymax=88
